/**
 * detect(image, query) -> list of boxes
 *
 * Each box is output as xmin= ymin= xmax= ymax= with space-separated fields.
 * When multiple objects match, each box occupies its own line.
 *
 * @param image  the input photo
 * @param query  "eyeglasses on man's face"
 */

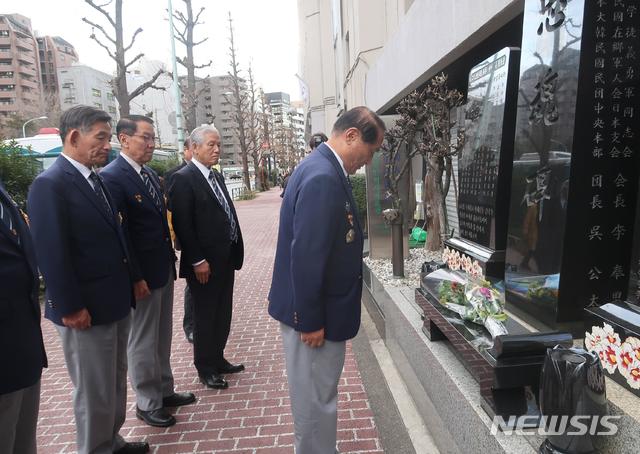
xmin=131 ymin=133 xmax=156 ymax=143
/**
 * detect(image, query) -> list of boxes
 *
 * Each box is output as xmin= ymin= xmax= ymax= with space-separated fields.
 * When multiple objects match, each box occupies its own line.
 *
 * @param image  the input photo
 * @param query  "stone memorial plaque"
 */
xmin=458 ymin=47 xmax=520 ymax=250
xmin=505 ymin=0 xmax=640 ymax=326
xmin=629 ymin=180 xmax=640 ymax=305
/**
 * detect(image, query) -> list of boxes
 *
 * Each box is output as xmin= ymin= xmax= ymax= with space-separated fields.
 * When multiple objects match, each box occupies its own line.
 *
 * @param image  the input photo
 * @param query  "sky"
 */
xmin=9 ymin=0 xmax=302 ymax=99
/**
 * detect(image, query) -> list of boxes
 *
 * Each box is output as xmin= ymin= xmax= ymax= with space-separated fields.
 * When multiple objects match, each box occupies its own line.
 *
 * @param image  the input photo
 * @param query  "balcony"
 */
xmin=17 ymin=52 xmax=36 ymax=66
xmin=18 ymin=77 xmax=38 ymax=90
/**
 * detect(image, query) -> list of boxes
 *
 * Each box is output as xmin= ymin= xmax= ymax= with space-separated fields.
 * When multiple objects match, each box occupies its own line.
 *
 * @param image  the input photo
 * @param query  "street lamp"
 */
xmin=22 ymin=115 xmax=47 ymax=138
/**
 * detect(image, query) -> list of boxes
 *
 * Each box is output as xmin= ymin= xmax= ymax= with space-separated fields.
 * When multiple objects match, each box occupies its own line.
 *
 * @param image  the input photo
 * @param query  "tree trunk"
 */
xmin=114 ymin=0 xmax=129 ymax=118
xmin=424 ymin=155 xmax=446 ymax=251
xmin=184 ymin=0 xmax=197 ymax=132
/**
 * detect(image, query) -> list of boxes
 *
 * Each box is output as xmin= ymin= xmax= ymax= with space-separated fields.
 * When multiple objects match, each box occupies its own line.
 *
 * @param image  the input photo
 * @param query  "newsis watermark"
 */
xmin=490 ymin=415 xmax=622 ymax=436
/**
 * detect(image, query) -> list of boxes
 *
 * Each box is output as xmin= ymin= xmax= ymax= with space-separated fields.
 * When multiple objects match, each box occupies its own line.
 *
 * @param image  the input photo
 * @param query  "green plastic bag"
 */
xmin=411 ymin=227 xmax=427 ymax=242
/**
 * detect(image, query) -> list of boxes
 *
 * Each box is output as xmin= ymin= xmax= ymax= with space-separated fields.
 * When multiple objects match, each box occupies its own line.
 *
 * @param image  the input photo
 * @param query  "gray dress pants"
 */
xmin=57 ymin=315 xmax=130 ymax=454
xmin=280 ymin=323 xmax=345 ymax=454
xmin=128 ymin=274 xmax=175 ymax=411
xmin=0 ymin=379 xmax=40 ymax=454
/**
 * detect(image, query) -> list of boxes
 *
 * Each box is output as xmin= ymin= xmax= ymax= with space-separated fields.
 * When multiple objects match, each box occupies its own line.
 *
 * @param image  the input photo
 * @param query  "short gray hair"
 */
xmin=190 ymin=125 xmax=220 ymax=145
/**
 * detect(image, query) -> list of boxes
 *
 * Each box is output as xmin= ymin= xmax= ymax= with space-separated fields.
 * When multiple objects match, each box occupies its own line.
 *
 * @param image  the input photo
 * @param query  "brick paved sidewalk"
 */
xmin=36 ymin=188 xmax=383 ymax=454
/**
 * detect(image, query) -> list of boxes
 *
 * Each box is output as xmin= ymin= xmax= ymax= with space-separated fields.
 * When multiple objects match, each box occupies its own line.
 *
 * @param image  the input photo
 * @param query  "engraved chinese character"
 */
xmin=613 ymin=103 xmax=621 ymax=113
xmin=624 ymin=106 xmax=634 ymax=118
xmin=614 ymin=11 xmax=625 ymax=22
xmin=587 ymin=294 xmax=600 ymax=308
xmin=614 ymin=194 xmax=626 ymax=208
xmin=612 ymin=291 xmax=623 ymax=303
xmin=613 ymin=26 xmax=624 ymax=39
xmin=610 ymin=146 xmax=621 ymax=157
xmin=612 ymin=42 xmax=624 ymax=53
xmin=596 ymin=42 xmax=607 ymax=54
xmin=593 ymin=118 xmax=605 ymax=129
xmin=589 ymin=225 xmax=603 ymax=240
xmin=591 ymin=194 xmax=604 ymax=209
xmin=595 ymin=87 xmax=604 ymax=98
xmin=611 ymin=265 xmax=625 ymax=279
xmin=612 ymin=72 xmax=624 ymax=83
xmin=614 ymin=0 xmax=624 ymax=7
xmin=611 ymin=131 xmax=621 ymax=143
xmin=614 ymin=173 xmax=628 ymax=187
xmin=597 ymin=11 xmax=607 ymax=22
xmin=589 ymin=267 xmax=603 ymax=280
xmin=627 ymin=67 xmax=635 ymax=80
xmin=613 ymin=57 xmax=623 ymax=69
xmin=538 ymin=0 xmax=568 ymax=35
xmin=625 ymin=86 xmax=635 ymax=98
xmin=529 ymin=68 xmax=559 ymax=125
xmin=593 ymin=147 xmax=604 ymax=158
xmin=597 ymin=0 xmax=607 ymax=7
xmin=592 ymin=174 xmax=604 ymax=188
xmin=626 ymin=27 xmax=637 ymax=39
xmin=595 ymin=72 xmax=606 ymax=84
xmin=623 ymin=146 xmax=634 ymax=158
xmin=629 ymin=5 xmax=638 ymax=17
xmin=594 ymin=132 xmax=604 ymax=144
xmin=623 ymin=126 xmax=634 ymax=138
xmin=596 ymin=26 xmax=607 ymax=39
xmin=595 ymin=58 xmax=606 ymax=69
xmin=612 ymin=224 xmax=626 ymax=240
xmin=627 ymin=46 xmax=636 ymax=60
xmin=594 ymin=102 xmax=605 ymax=114
xmin=612 ymin=117 xmax=621 ymax=128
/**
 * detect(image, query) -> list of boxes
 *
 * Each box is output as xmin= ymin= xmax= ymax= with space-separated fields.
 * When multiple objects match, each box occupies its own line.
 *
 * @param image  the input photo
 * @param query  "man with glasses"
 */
xmin=102 ymin=116 xmax=195 ymax=428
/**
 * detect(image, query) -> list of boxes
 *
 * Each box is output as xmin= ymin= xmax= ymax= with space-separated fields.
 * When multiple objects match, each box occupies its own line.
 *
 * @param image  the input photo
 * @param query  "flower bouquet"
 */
xmin=438 ymin=278 xmax=508 ymax=339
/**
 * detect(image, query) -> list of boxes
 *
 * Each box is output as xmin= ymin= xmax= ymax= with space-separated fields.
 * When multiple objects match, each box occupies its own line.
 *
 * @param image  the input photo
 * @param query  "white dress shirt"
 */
xmin=324 ymin=143 xmax=348 ymax=177
xmin=120 ymin=152 xmax=144 ymax=179
xmin=62 ymin=153 xmax=95 ymax=188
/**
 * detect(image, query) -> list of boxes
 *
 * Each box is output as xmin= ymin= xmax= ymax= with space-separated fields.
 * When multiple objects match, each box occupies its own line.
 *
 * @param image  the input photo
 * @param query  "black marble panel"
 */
xmin=458 ymin=47 xmax=520 ymax=250
xmin=629 ymin=180 xmax=640 ymax=305
xmin=505 ymin=0 xmax=640 ymax=326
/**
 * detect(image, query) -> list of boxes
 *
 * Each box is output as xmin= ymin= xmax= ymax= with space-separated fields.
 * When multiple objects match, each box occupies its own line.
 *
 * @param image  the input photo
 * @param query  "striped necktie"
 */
xmin=88 ymin=172 xmax=113 ymax=216
xmin=0 ymin=197 xmax=19 ymax=241
xmin=208 ymin=170 xmax=238 ymax=242
xmin=140 ymin=167 xmax=162 ymax=211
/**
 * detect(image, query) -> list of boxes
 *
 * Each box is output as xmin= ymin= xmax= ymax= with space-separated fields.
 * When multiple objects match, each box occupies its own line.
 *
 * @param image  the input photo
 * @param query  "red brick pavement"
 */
xmin=36 ymin=188 xmax=383 ymax=453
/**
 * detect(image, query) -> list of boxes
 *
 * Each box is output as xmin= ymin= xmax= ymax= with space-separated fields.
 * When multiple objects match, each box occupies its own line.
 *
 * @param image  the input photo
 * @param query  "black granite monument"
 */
xmin=445 ymin=47 xmax=521 ymax=280
xmin=505 ymin=0 xmax=640 ymax=327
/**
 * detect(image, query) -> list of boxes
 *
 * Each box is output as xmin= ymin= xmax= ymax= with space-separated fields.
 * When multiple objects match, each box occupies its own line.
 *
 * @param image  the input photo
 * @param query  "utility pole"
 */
xmin=168 ymin=0 xmax=184 ymax=154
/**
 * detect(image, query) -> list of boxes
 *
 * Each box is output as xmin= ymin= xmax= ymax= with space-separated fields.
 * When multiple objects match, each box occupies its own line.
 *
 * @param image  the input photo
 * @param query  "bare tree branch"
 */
xmin=128 ymin=68 xmax=165 ymax=101
xmin=87 ymin=32 xmax=116 ymax=61
xmin=193 ymin=37 xmax=209 ymax=46
xmin=85 ymin=0 xmax=116 ymax=27
xmin=194 ymin=60 xmax=212 ymax=69
xmin=125 ymin=52 xmax=144 ymax=69
xmin=81 ymin=17 xmax=116 ymax=44
xmin=124 ymin=27 xmax=143 ymax=53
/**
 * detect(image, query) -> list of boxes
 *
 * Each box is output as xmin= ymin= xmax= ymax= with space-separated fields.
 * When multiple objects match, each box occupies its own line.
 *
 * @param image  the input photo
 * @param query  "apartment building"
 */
xmin=0 ymin=13 xmax=43 ymax=120
xmin=57 ymin=64 xmax=118 ymax=125
xmin=37 ymin=35 xmax=78 ymax=96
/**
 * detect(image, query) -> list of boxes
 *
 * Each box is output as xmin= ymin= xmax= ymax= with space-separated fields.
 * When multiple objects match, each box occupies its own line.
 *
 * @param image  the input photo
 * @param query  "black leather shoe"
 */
xmin=114 ymin=441 xmax=150 ymax=454
xmin=136 ymin=407 xmax=176 ymax=427
xmin=199 ymin=373 xmax=229 ymax=389
xmin=218 ymin=360 xmax=245 ymax=374
xmin=163 ymin=392 xmax=196 ymax=407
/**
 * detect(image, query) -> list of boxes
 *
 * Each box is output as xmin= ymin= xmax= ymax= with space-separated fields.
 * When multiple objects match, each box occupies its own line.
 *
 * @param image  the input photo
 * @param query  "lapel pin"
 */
xmin=134 ymin=194 xmax=143 ymax=203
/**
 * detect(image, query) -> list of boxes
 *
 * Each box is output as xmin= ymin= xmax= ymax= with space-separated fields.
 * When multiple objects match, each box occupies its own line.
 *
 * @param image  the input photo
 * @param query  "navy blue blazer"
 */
xmin=101 ymin=156 xmax=176 ymax=290
xmin=0 ymin=182 xmax=47 ymax=394
xmin=268 ymin=144 xmax=364 ymax=341
xmin=27 ymin=155 xmax=133 ymax=326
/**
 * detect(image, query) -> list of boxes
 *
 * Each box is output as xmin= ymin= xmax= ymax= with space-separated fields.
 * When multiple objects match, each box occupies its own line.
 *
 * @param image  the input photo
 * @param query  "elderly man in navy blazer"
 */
xmin=27 ymin=106 xmax=149 ymax=454
xmin=0 ymin=181 xmax=47 ymax=454
xmin=269 ymin=107 xmax=385 ymax=454
xmin=101 ymin=116 xmax=195 ymax=428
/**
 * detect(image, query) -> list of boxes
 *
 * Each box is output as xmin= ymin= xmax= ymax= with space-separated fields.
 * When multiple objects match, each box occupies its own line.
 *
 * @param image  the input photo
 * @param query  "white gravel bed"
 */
xmin=364 ymin=248 xmax=442 ymax=287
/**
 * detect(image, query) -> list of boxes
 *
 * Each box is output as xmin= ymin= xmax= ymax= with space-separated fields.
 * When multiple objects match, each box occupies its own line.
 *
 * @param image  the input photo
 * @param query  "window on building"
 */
xmin=92 ymin=88 xmax=102 ymax=97
xmin=0 ymin=30 xmax=9 ymax=37
xmin=94 ymin=102 xmax=102 ymax=108
xmin=108 ymin=106 xmax=116 ymax=114
xmin=0 ymin=71 xmax=13 ymax=78
xmin=107 ymin=92 xmax=114 ymax=101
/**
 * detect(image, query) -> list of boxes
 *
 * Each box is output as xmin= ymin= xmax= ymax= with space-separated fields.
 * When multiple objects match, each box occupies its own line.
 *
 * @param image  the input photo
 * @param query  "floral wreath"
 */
xmin=585 ymin=323 xmax=640 ymax=390
xmin=442 ymin=246 xmax=484 ymax=279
